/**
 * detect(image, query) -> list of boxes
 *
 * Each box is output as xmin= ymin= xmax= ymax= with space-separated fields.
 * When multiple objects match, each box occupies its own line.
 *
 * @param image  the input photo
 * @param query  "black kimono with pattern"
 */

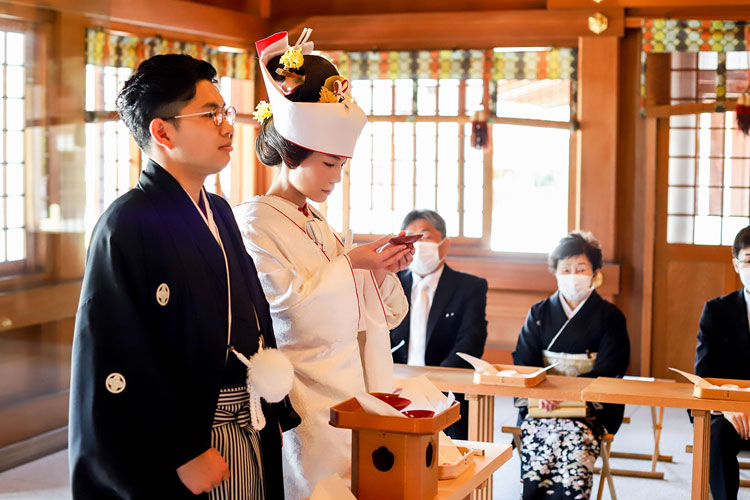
xmin=69 ymin=161 xmax=299 ymax=499
xmin=512 ymin=290 xmax=630 ymax=434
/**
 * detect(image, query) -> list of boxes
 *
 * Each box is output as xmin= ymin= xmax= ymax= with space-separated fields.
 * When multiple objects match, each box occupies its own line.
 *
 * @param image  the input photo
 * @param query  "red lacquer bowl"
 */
xmin=370 ymin=392 xmax=411 ymax=411
xmin=402 ymin=409 xmax=435 ymax=418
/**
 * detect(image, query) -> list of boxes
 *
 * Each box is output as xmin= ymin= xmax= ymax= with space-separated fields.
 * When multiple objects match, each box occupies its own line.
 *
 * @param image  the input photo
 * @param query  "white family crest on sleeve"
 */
xmin=105 ymin=372 xmax=126 ymax=394
xmin=156 ymin=283 xmax=170 ymax=306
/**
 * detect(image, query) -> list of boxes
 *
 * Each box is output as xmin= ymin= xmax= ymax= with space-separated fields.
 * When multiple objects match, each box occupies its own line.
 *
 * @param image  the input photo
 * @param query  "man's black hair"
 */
xmin=733 ymin=225 xmax=750 ymax=259
xmin=116 ymin=54 xmax=218 ymax=151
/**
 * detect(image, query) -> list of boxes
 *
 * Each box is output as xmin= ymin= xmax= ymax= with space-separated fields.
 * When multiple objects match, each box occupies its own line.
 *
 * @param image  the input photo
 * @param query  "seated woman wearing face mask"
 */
xmin=512 ymin=231 xmax=630 ymax=500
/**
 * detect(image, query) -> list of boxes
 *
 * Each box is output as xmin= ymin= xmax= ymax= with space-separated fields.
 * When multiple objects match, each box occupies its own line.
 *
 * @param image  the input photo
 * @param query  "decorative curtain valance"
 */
xmin=324 ymin=48 xmax=577 ymax=117
xmin=85 ymin=28 xmax=255 ymax=81
xmin=492 ymin=49 xmax=577 ymax=81
xmin=325 ymin=50 xmax=489 ymax=81
xmin=640 ymin=19 xmax=749 ymax=113
xmin=325 ymin=49 xmax=577 ymax=82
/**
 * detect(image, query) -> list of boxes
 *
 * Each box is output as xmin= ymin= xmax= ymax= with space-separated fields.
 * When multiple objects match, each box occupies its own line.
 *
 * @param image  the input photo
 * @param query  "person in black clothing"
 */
xmin=695 ymin=225 xmax=750 ymax=500
xmin=390 ymin=209 xmax=488 ymax=439
xmin=513 ymin=231 xmax=630 ymax=500
xmin=69 ymin=54 xmax=298 ymax=500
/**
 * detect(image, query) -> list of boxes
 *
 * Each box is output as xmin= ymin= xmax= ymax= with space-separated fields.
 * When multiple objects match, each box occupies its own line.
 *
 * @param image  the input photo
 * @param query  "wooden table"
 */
xmin=582 ymin=377 xmax=750 ymax=500
xmin=393 ymin=364 xmax=591 ymax=500
xmin=436 ymin=441 xmax=512 ymax=500
xmin=395 ymin=365 xmax=750 ymax=500
xmin=394 ymin=363 xmax=591 ymax=439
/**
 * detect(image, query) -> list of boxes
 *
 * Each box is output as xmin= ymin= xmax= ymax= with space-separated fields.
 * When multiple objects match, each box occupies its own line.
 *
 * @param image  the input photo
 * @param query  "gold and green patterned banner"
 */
xmin=642 ymin=19 xmax=747 ymax=53
xmin=85 ymin=28 xmax=255 ymax=81
xmin=326 ymin=49 xmax=577 ymax=82
xmin=326 ymin=50 xmax=490 ymax=81
xmin=325 ymin=48 xmax=577 ymax=118
xmin=640 ymin=20 xmax=749 ymax=113
xmin=491 ymin=49 xmax=577 ymax=81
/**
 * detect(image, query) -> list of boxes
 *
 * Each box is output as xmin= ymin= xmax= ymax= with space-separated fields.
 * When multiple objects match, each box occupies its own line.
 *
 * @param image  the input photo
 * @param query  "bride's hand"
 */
xmin=346 ymin=235 xmax=412 ymax=272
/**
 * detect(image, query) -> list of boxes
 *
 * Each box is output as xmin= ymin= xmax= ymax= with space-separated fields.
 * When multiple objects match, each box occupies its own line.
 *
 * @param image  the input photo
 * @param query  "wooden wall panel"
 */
xmin=483 ymin=289 xmax=550 ymax=364
xmin=448 ymin=257 xmax=620 ymax=295
xmin=651 ymin=260 xmax=736 ymax=380
xmin=0 ymin=318 xmax=73 ymax=450
xmin=577 ymin=36 xmax=620 ymax=262
xmin=613 ymin=29 xmax=653 ymax=376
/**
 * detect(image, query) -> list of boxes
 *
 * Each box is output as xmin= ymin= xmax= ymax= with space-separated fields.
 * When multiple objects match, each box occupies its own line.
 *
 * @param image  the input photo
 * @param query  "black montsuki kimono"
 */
xmin=512 ymin=290 xmax=630 ymax=434
xmin=69 ymin=160 xmax=300 ymax=500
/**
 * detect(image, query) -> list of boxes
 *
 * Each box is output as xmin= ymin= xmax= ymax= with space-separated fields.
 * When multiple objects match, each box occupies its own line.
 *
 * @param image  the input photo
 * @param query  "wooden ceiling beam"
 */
xmin=627 ymin=6 xmax=750 ymax=20
xmin=274 ymin=8 xmax=624 ymax=51
xmin=13 ymin=0 xmax=266 ymax=45
xmin=548 ymin=0 xmax=750 ymax=7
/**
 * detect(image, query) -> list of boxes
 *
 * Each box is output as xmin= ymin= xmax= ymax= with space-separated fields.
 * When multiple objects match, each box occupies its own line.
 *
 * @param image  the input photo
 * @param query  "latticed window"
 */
xmin=322 ymin=48 xmax=576 ymax=254
xmin=0 ymin=31 xmax=27 ymax=264
xmin=83 ymin=29 xmax=256 ymax=235
xmin=668 ymin=107 xmax=750 ymax=245
xmin=642 ymin=20 xmax=750 ymax=245
xmin=84 ymin=63 xmax=134 ymax=234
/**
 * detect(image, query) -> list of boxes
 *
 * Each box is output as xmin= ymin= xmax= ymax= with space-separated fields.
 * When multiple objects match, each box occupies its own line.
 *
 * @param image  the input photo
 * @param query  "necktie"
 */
xmin=407 ymin=278 xmax=431 ymax=366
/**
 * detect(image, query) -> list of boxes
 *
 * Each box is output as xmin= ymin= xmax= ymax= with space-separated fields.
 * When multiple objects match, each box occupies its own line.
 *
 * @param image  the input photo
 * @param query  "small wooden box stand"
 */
xmin=330 ymin=398 xmax=460 ymax=500
xmin=473 ymin=363 xmax=547 ymax=387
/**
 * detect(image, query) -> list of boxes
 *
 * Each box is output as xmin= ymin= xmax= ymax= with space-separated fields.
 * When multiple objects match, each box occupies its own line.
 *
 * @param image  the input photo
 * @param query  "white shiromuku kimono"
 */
xmin=233 ymin=195 xmax=408 ymax=500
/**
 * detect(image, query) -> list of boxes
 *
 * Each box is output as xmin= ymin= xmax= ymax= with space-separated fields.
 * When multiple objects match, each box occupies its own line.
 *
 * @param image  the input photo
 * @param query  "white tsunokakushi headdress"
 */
xmin=254 ymin=28 xmax=368 ymax=158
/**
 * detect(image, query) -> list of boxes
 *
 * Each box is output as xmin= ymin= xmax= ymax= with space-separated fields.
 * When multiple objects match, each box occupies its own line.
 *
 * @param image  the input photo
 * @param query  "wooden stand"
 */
xmin=330 ymin=397 xmax=460 ymax=500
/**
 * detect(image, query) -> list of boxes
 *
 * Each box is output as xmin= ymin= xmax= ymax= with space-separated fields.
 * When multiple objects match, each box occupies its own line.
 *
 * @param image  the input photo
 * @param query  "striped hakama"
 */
xmin=209 ymin=386 xmax=265 ymax=500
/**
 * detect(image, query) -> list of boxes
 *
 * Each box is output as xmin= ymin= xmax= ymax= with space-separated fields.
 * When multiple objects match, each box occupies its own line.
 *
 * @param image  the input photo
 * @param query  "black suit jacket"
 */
xmin=390 ymin=265 xmax=488 ymax=368
xmin=695 ymin=288 xmax=750 ymax=381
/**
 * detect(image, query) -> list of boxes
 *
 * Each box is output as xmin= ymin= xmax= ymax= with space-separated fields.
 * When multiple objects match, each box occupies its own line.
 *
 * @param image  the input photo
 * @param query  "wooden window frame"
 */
xmin=344 ymin=75 xmax=576 ymax=258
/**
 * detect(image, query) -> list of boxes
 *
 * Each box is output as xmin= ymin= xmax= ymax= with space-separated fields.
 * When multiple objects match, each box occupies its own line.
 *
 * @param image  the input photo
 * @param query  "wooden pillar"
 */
xmin=576 ymin=36 xmax=619 ymax=261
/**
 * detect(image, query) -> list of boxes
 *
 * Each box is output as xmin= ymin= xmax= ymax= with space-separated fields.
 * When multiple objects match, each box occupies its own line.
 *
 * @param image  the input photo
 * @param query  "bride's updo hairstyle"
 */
xmin=254 ymin=29 xmax=367 ymax=167
xmin=256 ymin=54 xmax=340 ymax=169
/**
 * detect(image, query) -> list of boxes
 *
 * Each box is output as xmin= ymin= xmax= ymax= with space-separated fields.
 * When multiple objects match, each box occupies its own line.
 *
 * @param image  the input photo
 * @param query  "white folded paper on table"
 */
xmin=438 ymin=431 xmax=463 ymax=464
xmin=669 ymin=367 xmax=712 ymax=388
xmin=310 ymin=473 xmax=357 ymax=500
xmin=400 ymin=375 xmax=455 ymax=414
xmin=457 ymin=352 xmax=498 ymax=375
xmin=354 ymin=392 xmax=406 ymax=417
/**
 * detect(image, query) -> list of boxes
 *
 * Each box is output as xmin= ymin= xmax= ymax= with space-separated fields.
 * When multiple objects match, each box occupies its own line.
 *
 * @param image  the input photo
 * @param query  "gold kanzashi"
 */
xmin=253 ymin=100 xmax=273 ymax=123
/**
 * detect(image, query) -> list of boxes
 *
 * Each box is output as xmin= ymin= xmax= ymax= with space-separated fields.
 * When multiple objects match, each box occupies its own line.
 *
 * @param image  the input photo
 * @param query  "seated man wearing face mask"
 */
xmin=389 ymin=209 xmax=488 ymax=439
xmin=512 ymin=231 xmax=630 ymax=500
xmin=695 ymin=225 xmax=750 ymax=500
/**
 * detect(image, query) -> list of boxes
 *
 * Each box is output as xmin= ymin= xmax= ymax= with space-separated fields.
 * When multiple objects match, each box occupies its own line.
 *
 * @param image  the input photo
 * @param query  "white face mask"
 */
xmin=556 ymin=273 xmax=593 ymax=303
xmin=739 ymin=266 xmax=750 ymax=291
xmin=409 ymin=240 xmax=444 ymax=276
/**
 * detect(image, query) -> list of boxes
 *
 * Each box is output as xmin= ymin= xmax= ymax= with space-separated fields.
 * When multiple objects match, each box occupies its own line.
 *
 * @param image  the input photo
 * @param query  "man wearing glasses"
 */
xmin=69 ymin=54 xmax=298 ymax=500
xmin=695 ymin=225 xmax=750 ymax=500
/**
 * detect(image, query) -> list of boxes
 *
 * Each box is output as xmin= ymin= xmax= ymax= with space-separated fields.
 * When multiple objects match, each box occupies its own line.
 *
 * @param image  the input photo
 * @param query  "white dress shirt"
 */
xmin=407 ymin=265 xmax=445 ymax=366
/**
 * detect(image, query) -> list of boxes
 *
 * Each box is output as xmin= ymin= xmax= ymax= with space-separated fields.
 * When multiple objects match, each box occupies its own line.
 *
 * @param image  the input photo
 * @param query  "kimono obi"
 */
xmin=212 ymin=385 xmax=252 ymax=430
xmin=542 ymin=350 xmax=597 ymax=377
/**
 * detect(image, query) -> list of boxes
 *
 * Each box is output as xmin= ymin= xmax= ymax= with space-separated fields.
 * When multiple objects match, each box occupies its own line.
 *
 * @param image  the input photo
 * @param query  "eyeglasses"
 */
xmin=168 ymin=106 xmax=236 ymax=127
xmin=736 ymin=258 xmax=750 ymax=269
